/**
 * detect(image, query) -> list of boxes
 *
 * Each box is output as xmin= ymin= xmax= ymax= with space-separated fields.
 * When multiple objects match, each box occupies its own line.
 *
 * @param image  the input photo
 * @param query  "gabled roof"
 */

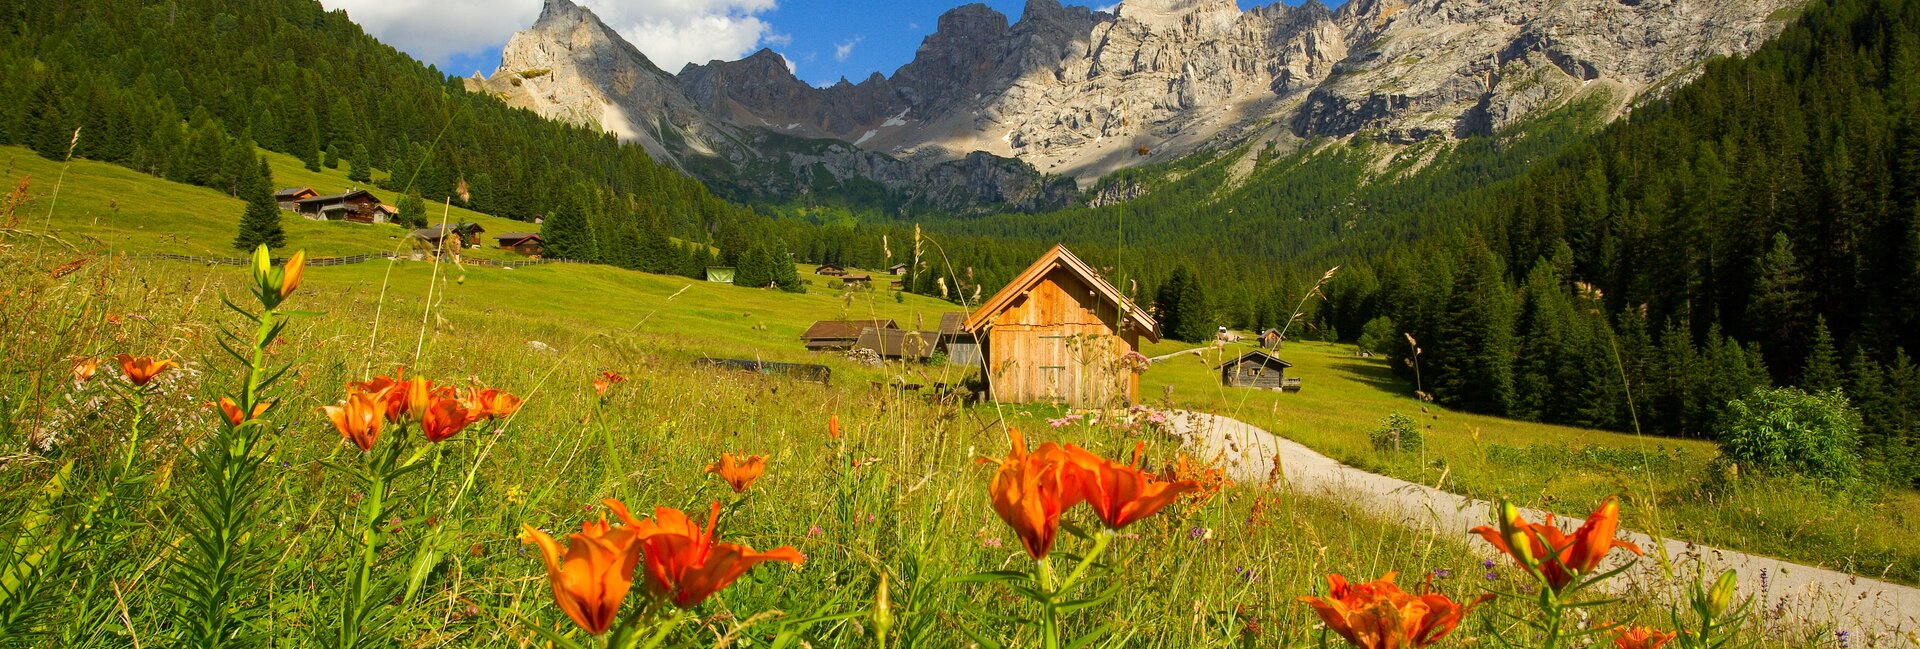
xmin=841 ymin=274 xmax=872 ymax=281
xmin=274 ymin=187 xmax=316 ymax=199
xmin=855 ymin=328 xmax=940 ymax=360
xmin=496 ymin=232 xmax=543 ymax=243
xmin=801 ymin=319 xmax=897 ymax=341
xmin=962 ymin=244 xmax=1158 ymax=341
xmin=296 ymin=188 xmax=379 ymax=205
xmin=1215 ymin=349 xmax=1292 ymax=370
xmin=938 ymin=312 xmax=967 ymax=336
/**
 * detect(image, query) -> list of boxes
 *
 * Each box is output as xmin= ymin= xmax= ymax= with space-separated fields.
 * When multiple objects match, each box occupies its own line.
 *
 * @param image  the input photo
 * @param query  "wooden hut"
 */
xmin=888 ymin=263 xmax=909 ymax=275
xmin=274 ymin=187 xmax=318 ymax=210
xmin=496 ymin=232 xmax=544 ymax=256
xmin=815 ymin=264 xmax=846 ymax=277
xmin=937 ymin=312 xmax=983 ymax=367
xmin=854 ymin=328 xmax=940 ymax=361
xmin=841 ymin=273 xmax=872 ymax=286
xmin=1217 ymin=350 xmax=1293 ymax=390
xmin=294 ymin=189 xmax=382 ymax=221
xmin=801 ymin=319 xmax=898 ymax=351
xmin=1259 ymin=329 xmax=1283 ymax=350
xmin=962 ymin=245 xmax=1158 ymax=406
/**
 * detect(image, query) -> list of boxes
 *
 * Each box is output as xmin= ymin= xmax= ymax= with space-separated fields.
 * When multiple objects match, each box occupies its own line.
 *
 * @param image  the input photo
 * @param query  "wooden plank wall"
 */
xmin=984 ymin=268 xmax=1140 ymax=407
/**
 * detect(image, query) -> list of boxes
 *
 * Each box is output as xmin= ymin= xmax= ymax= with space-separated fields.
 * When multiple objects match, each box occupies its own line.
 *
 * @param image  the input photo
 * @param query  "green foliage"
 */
xmin=1368 ymin=413 xmax=1424 ymax=454
xmin=1720 ymin=387 xmax=1863 ymax=485
xmin=347 ymin=143 xmax=372 ymax=183
xmin=1153 ymin=266 xmax=1214 ymax=342
xmin=1356 ymin=316 xmax=1398 ymax=355
xmin=232 ymin=156 xmax=285 ymax=251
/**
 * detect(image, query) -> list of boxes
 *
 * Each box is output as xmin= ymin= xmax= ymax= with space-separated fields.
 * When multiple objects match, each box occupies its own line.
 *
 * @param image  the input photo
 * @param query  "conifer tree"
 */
xmin=397 ymin=188 xmax=426 ymax=229
xmin=1749 ymin=232 xmax=1809 ymax=377
xmin=733 ymin=243 xmax=772 ymax=289
xmin=1803 ymin=318 xmax=1844 ymax=393
xmin=232 ymin=156 xmax=284 ymax=251
xmin=348 ymin=143 xmax=372 ymax=183
xmin=540 ymin=189 xmax=595 ymax=261
xmin=771 ymin=239 xmax=803 ymax=293
xmin=1433 ymin=240 xmax=1515 ymax=415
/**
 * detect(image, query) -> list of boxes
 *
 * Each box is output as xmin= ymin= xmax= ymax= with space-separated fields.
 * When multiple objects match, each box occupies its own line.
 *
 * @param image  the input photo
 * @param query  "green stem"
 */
xmin=1057 ymin=529 xmax=1112 ymax=593
xmin=123 ymin=391 xmax=146 ymax=473
xmin=342 ymin=444 xmax=394 ymax=648
xmin=1035 ymin=558 xmax=1059 ymax=649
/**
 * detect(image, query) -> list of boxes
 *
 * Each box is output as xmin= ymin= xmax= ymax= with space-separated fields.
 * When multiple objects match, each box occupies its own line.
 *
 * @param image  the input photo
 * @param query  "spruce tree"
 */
xmin=1749 ymin=232 xmax=1809 ymax=378
xmin=348 ymin=143 xmax=371 ymax=183
xmin=733 ymin=243 xmax=771 ymax=289
xmin=1803 ymin=317 xmax=1843 ymax=393
xmin=771 ymin=239 xmax=803 ymax=293
xmin=232 ymin=156 xmax=285 ymax=251
xmin=540 ymin=190 xmax=596 ymax=261
xmin=397 ymin=188 xmax=426 ymax=229
xmin=1433 ymin=241 xmax=1515 ymax=416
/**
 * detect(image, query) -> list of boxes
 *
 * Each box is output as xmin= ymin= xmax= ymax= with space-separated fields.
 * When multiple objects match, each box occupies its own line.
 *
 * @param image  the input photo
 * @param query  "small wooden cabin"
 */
xmin=854 ymin=328 xmax=940 ymax=361
xmin=295 ymin=189 xmax=382 ymax=221
xmin=1218 ymin=350 xmax=1292 ymax=389
xmin=274 ymin=187 xmax=318 ymax=210
xmin=937 ymin=312 xmax=984 ymax=367
xmin=802 ymin=319 xmax=898 ymax=351
xmin=1260 ymin=329 xmax=1283 ymax=350
xmin=841 ymin=273 xmax=872 ymax=286
xmin=888 ymin=263 xmax=909 ymax=275
xmin=962 ymin=245 xmax=1158 ymax=407
xmin=815 ymin=264 xmax=846 ymax=277
xmin=413 ymin=223 xmax=486 ymax=247
xmin=496 ymin=232 xmax=544 ymax=256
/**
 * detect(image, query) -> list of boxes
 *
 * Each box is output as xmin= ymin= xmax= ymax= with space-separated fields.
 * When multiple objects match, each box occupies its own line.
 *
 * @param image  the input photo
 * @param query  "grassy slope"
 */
xmin=9 ymin=143 xmax=1915 ymax=586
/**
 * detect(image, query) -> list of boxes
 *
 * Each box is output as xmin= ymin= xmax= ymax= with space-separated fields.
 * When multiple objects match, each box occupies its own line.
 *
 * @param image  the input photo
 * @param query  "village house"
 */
xmin=294 ymin=189 xmax=385 ymax=223
xmin=1217 ymin=350 xmax=1295 ymax=390
xmin=801 ymin=319 xmax=897 ymax=352
xmin=495 ymin=232 xmax=544 ymax=256
xmin=412 ymin=223 xmax=487 ymax=248
xmin=961 ymin=245 xmax=1158 ymax=406
xmin=815 ymin=264 xmax=846 ymax=277
xmin=840 ymin=273 xmax=872 ymax=287
xmin=274 ymin=187 xmax=318 ymax=210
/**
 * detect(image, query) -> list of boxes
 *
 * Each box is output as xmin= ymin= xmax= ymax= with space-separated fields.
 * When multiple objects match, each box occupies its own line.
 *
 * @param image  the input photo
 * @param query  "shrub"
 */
xmin=1369 ymin=413 xmax=1424 ymax=454
xmin=1357 ymin=316 xmax=1398 ymax=355
xmin=1718 ymin=387 xmax=1861 ymax=485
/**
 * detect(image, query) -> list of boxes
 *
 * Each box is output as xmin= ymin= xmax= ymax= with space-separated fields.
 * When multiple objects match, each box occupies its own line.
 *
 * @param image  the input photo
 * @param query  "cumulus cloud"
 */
xmin=319 ymin=0 xmax=781 ymax=74
xmin=834 ymin=36 xmax=861 ymax=62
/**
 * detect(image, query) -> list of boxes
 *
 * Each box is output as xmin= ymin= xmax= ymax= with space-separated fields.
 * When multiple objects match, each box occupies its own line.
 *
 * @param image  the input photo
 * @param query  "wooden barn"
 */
xmin=1259 ymin=329 xmax=1283 ymax=350
xmin=962 ymin=245 xmax=1158 ymax=407
xmin=854 ymin=328 xmax=940 ymax=361
xmin=888 ymin=263 xmax=909 ymax=275
xmin=815 ymin=264 xmax=846 ymax=276
xmin=1217 ymin=350 xmax=1293 ymax=390
xmin=938 ymin=312 xmax=983 ymax=367
xmin=496 ymin=232 xmax=544 ymax=256
xmin=294 ymin=189 xmax=382 ymax=222
xmin=802 ymin=319 xmax=898 ymax=351
xmin=274 ymin=187 xmax=318 ymax=210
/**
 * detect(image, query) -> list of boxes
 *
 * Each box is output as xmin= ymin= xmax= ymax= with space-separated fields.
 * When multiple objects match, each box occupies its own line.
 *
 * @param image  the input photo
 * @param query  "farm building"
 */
xmin=802 ymin=319 xmax=897 ymax=351
xmin=294 ymin=189 xmax=383 ymax=222
xmin=841 ymin=274 xmax=872 ymax=286
xmin=888 ymin=263 xmax=909 ymax=275
xmin=705 ymin=267 xmax=735 ymax=283
xmin=412 ymin=223 xmax=487 ymax=247
xmin=1217 ymin=350 xmax=1294 ymax=390
xmin=854 ymin=328 xmax=940 ymax=361
xmin=938 ymin=312 xmax=983 ymax=367
xmin=1259 ymin=329 xmax=1283 ymax=350
xmin=496 ymin=232 xmax=544 ymax=256
xmin=274 ymin=187 xmax=318 ymax=210
xmin=961 ymin=245 xmax=1158 ymax=407
xmin=815 ymin=264 xmax=846 ymax=276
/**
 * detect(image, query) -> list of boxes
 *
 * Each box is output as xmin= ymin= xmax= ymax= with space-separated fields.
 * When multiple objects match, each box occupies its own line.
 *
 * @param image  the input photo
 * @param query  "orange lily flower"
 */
xmin=71 ymin=357 xmax=102 ymax=383
xmin=324 ymin=388 xmax=389 ymax=451
xmin=593 ymin=371 xmax=627 ymax=397
xmin=405 ymin=376 xmax=436 ymax=422
xmin=277 ymin=250 xmax=306 ymax=301
xmin=705 ymin=452 xmax=767 ymax=493
xmin=522 ymin=515 xmax=644 ymax=635
xmin=610 ymin=500 xmax=804 ymax=608
xmin=984 ymin=428 xmax=1083 ymax=560
xmin=114 ymin=354 xmax=177 ymax=387
xmin=349 ymin=371 xmax=409 ymax=422
xmin=1470 ymin=497 xmax=1643 ymax=592
xmin=1297 ymin=573 xmax=1492 ymax=649
xmin=216 ymin=397 xmax=271 ymax=426
xmin=1612 ymin=626 xmax=1678 ymax=649
xmin=828 ymin=414 xmax=840 ymax=440
xmin=464 ymin=386 xmax=523 ymax=419
xmin=1063 ymin=443 xmax=1198 ymax=530
xmin=419 ymin=396 xmax=475 ymax=443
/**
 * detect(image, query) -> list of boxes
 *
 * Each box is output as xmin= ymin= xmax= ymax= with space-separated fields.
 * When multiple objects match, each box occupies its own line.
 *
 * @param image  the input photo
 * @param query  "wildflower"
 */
xmin=1611 ymin=626 xmax=1678 ymax=649
xmin=405 ymin=376 xmax=436 ymax=422
xmin=807 ymin=525 xmax=823 ymax=538
xmin=1234 ymin=566 xmax=1259 ymax=583
xmin=419 ymin=396 xmax=476 ymax=443
xmin=323 ymin=388 xmax=389 ymax=452
xmin=1158 ymin=452 xmax=1230 ymax=504
xmin=1062 ymin=442 xmax=1198 ymax=530
xmin=593 ymin=371 xmax=626 ymax=397
xmin=216 ymin=397 xmax=270 ymax=426
xmin=70 ymin=357 xmax=102 ymax=384
xmin=522 ymin=514 xmax=644 ymax=634
xmin=350 ymin=371 xmax=409 ymax=422
xmin=982 ymin=427 xmax=1083 ymax=560
xmin=1297 ymin=573 xmax=1492 ymax=649
xmin=705 ymin=452 xmax=767 ymax=493
xmin=1430 ymin=568 xmax=1451 ymax=580
xmin=828 ymin=414 xmax=840 ymax=440
xmin=464 ymin=386 xmax=523 ymax=419
xmin=1469 ymin=497 xmax=1643 ymax=593
xmin=1189 ymin=527 xmax=1212 ymax=541
xmin=609 ymin=500 xmax=804 ymax=609
xmin=249 ymin=245 xmax=306 ymax=306
xmin=276 ymin=250 xmax=306 ymax=301
xmin=1705 ymin=569 xmax=1737 ymax=617
xmin=114 ymin=354 xmax=176 ymax=387
xmin=982 ymin=537 xmax=1003 ymax=549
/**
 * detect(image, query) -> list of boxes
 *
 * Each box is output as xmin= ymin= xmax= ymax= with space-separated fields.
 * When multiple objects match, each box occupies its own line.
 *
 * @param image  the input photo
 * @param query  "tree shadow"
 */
xmin=1325 ymin=359 xmax=1415 ymax=396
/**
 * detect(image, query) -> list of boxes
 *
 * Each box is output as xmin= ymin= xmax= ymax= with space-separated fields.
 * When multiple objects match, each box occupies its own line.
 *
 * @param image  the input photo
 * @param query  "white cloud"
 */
xmin=319 ymin=0 xmax=782 ymax=74
xmin=834 ymin=36 xmax=861 ymax=63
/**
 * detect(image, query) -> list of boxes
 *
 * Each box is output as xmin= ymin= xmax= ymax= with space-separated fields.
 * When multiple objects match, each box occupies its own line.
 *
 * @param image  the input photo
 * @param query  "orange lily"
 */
xmin=349 ymin=371 xmax=409 ymax=422
xmin=610 ymin=500 xmax=804 ymax=608
xmin=705 ymin=452 xmax=767 ymax=493
xmin=216 ymin=397 xmax=271 ymax=426
xmin=522 ymin=514 xmax=644 ymax=635
xmin=419 ymin=396 xmax=475 ymax=443
xmin=1063 ymin=443 xmax=1198 ymax=530
xmin=984 ymin=428 xmax=1083 ymax=560
xmin=277 ymin=250 xmax=306 ymax=301
xmin=1470 ymin=497 xmax=1643 ymax=592
xmin=465 ymin=386 xmax=523 ymax=419
xmin=71 ymin=357 xmax=102 ymax=383
xmin=1612 ymin=626 xmax=1678 ymax=649
xmin=594 ymin=371 xmax=627 ymax=397
xmin=114 ymin=354 xmax=177 ymax=387
xmin=1297 ymin=573 xmax=1492 ymax=649
xmin=324 ymin=388 xmax=389 ymax=451
xmin=828 ymin=414 xmax=840 ymax=440
xmin=404 ymin=376 xmax=436 ymax=422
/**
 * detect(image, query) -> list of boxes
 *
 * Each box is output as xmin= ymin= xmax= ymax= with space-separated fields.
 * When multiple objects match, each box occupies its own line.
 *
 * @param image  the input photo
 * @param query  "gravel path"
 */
xmin=1162 ymin=410 xmax=1920 ymax=642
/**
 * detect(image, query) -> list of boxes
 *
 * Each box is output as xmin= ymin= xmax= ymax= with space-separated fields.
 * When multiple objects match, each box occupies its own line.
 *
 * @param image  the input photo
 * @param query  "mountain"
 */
xmin=475 ymin=0 xmax=1801 ymax=211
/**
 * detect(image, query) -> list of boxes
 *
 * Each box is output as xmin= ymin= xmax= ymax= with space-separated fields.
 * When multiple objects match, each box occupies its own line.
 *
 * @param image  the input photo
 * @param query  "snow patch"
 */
xmin=786 ymin=123 xmax=800 ymax=130
xmin=882 ymin=108 xmax=910 ymax=128
xmin=853 ymin=130 xmax=878 ymax=146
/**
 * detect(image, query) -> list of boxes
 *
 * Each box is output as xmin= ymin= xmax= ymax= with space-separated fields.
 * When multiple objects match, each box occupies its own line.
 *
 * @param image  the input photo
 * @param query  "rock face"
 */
xmin=478 ymin=0 xmax=1803 ymax=205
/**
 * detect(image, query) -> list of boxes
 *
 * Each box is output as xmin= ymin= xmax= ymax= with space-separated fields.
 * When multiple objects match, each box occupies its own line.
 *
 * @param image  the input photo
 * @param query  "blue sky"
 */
xmin=330 ymin=0 xmax=1320 ymax=87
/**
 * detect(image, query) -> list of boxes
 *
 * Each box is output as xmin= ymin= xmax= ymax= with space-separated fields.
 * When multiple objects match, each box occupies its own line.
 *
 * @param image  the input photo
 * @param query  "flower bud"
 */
xmin=277 ymin=251 xmax=306 ymax=301
xmin=872 ymin=572 xmax=894 ymax=642
xmin=1706 ymin=569 xmax=1737 ymax=617
xmin=1497 ymin=501 xmax=1536 ymax=568
xmin=406 ymin=377 xmax=433 ymax=422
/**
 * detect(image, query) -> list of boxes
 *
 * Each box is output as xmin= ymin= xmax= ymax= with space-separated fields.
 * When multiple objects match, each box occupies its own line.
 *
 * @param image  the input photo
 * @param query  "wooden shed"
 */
xmin=854 ymin=328 xmax=940 ymax=361
xmin=815 ymin=264 xmax=846 ymax=277
xmin=1218 ymin=350 xmax=1293 ymax=390
xmin=802 ymin=319 xmax=898 ymax=351
xmin=1259 ymin=329 xmax=1283 ymax=350
xmin=274 ymin=187 xmax=317 ymax=210
xmin=962 ymin=245 xmax=1158 ymax=407
xmin=295 ymin=189 xmax=382 ymax=221
xmin=496 ymin=232 xmax=545 ymax=256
